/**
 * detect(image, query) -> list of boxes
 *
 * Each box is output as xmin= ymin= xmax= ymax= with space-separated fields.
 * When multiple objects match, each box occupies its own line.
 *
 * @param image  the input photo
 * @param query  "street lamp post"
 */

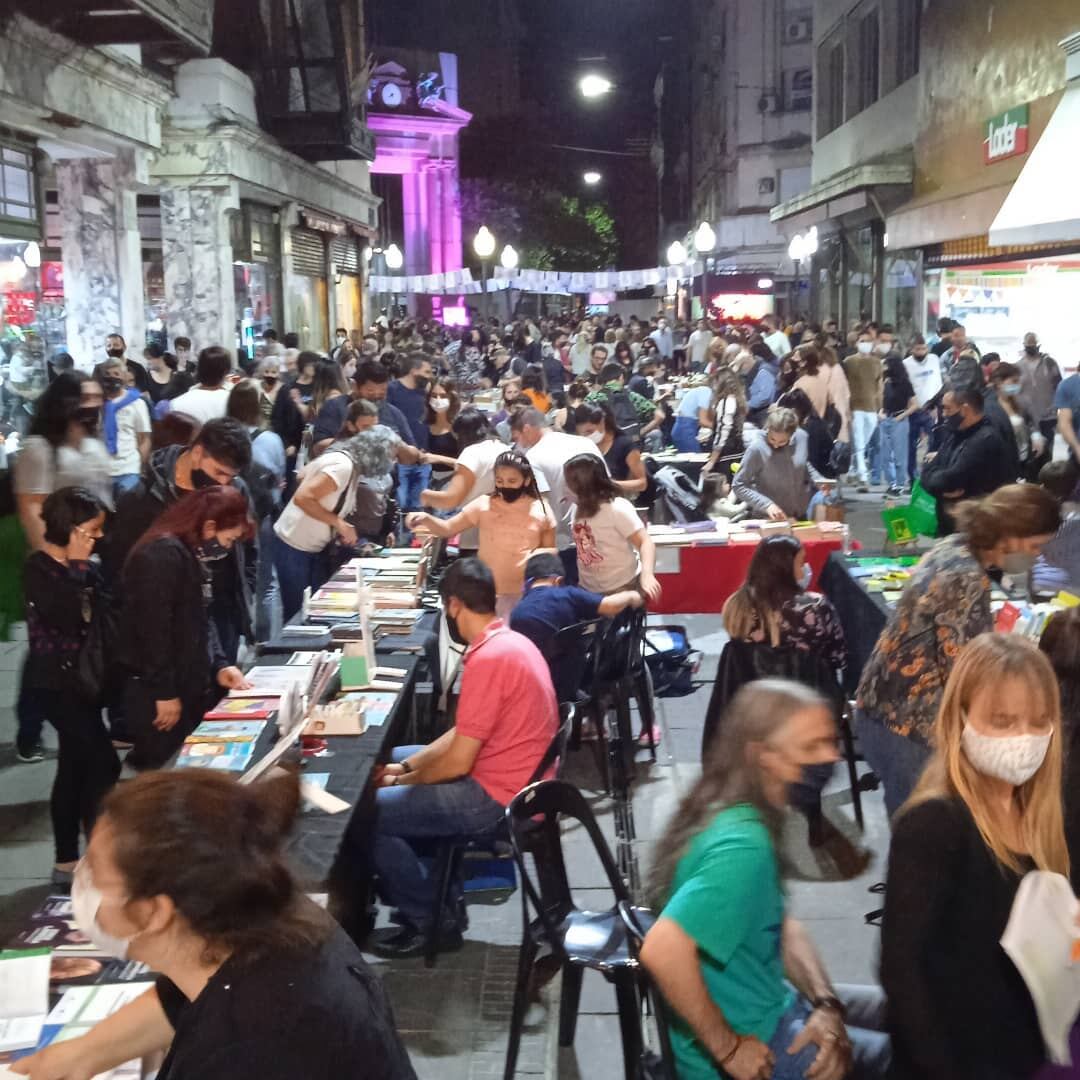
xmin=500 ymin=244 xmax=518 ymax=321
xmin=384 ymin=243 xmax=403 ymax=319
xmin=473 ymin=226 xmax=496 ymax=324
xmin=694 ymin=221 xmax=716 ymax=320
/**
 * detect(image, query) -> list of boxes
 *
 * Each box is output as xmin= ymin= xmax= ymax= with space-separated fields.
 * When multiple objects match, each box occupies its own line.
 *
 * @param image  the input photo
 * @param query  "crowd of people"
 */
xmin=6 ymin=303 xmax=1080 ymax=1080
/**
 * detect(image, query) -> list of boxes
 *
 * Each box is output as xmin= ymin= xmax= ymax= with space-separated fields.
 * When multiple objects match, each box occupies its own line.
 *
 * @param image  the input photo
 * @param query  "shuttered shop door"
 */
xmin=291 ymin=228 xmax=325 ymax=276
xmin=330 ymin=236 xmax=360 ymax=274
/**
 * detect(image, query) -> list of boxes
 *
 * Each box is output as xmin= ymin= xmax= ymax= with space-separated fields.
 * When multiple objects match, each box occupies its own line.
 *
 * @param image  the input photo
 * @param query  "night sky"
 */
xmin=366 ymin=0 xmax=689 ymax=266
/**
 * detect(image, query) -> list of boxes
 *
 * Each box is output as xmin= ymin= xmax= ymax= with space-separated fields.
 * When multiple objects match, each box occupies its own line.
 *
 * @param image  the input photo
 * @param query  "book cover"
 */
xmin=176 ymin=740 xmax=255 ymax=772
xmin=202 ymin=698 xmax=276 ymax=721
xmin=338 ymin=691 xmax=397 ymax=727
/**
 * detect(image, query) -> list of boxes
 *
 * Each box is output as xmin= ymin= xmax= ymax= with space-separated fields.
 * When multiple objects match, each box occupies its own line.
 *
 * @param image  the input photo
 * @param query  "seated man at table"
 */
xmin=369 ymin=557 xmax=558 ymax=958
xmin=733 ymin=407 xmax=830 ymax=522
xmin=510 ymin=552 xmax=643 ymax=703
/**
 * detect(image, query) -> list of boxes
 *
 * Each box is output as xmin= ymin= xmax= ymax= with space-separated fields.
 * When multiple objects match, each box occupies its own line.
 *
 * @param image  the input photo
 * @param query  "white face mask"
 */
xmin=430 ymin=397 xmax=450 ymax=412
xmin=71 ymin=862 xmax=136 ymax=960
xmin=799 ymin=563 xmax=812 ymax=589
xmin=876 ymin=342 xmax=892 ymax=356
xmin=586 ymin=430 xmax=605 ymax=445
xmin=857 ymin=341 xmax=874 ymax=355
xmin=961 ymin=723 xmax=1052 ymax=787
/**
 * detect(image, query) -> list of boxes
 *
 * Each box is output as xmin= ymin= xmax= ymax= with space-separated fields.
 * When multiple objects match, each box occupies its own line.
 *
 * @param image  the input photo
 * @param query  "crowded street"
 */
xmin=0 ymin=1 xmax=1079 ymax=1078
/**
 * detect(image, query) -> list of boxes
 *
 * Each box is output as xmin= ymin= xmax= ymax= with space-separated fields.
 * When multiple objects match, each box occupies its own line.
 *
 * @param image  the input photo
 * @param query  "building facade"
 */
xmin=772 ymin=0 xmax=1080 ymax=362
xmin=0 ymin=0 xmax=379 ymax=384
xmin=688 ymin=0 xmax=814 ymax=314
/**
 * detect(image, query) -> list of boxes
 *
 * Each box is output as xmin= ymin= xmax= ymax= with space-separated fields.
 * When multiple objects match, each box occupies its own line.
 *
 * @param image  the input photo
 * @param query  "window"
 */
xmin=895 ymin=0 xmax=921 ymax=84
xmin=818 ymin=38 xmax=845 ymax=135
xmin=854 ymin=10 xmax=880 ymax=115
xmin=785 ymin=68 xmax=813 ymax=112
xmin=0 ymin=146 xmax=36 ymax=223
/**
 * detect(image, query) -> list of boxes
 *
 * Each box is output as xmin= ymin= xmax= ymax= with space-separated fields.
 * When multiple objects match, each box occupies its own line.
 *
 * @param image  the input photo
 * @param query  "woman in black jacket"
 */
xmin=24 ymin=487 xmax=113 ymax=883
xmin=121 ymin=486 xmax=254 ymax=771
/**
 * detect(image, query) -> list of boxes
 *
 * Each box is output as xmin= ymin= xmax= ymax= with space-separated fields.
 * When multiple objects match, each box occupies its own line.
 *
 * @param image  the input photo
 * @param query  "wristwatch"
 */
xmin=813 ymin=994 xmax=847 ymax=1019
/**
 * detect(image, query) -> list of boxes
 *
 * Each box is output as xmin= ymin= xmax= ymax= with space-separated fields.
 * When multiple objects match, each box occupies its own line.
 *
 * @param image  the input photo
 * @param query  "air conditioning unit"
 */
xmin=783 ymin=15 xmax=812 ymax=44
xmin=758 ymin=177 xmax=776 ymax=195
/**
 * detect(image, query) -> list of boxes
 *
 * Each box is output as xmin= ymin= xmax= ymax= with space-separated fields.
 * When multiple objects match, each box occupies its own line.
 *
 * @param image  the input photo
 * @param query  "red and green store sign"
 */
xmin=984 ymin=104 xmax=1029 ymax=164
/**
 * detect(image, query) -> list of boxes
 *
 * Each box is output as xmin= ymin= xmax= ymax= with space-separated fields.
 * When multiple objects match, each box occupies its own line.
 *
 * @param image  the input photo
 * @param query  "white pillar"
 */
xmin=159 ymin=181 xmax=239 ymax=352
xmin=55 ymin=151 xmax=146 ymax=367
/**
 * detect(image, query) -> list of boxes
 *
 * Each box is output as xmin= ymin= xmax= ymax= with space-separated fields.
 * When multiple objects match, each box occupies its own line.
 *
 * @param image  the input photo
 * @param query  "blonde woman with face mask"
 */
xmin=881 ymin=633 xmax=1068 ymax=1080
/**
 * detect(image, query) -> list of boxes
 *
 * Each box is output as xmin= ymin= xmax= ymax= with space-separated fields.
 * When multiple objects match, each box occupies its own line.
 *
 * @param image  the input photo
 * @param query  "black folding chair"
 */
xmin=503 ymin=779 xmax=655 ymax=1080
xmin=618 ymin=900 xmax=677 ymax=1080
xmin=422 ymin=704 xmax=575 ymax=967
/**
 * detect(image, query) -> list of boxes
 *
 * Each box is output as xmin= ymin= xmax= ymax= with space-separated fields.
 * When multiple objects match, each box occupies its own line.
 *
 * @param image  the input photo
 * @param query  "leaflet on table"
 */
xmin=227 ymin=665 xmax=311 ymax=698
xmin=0 ymin=949 xmax=50 ymax=1052
xmin=338 ymin=691 xmax=397 ymax=727
xmin=34 ymin=982 xmax=150 ymax=1076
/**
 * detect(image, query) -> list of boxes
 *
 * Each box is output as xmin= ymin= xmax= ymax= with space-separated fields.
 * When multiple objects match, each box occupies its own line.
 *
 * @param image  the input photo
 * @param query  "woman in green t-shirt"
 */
xmin=641 ymin=680 xmax=891 ymax=1080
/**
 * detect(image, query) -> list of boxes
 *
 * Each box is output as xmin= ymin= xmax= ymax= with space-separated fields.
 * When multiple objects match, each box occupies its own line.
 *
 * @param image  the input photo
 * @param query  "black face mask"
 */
xmin=77 ymin=407 xmax=99 ymax=430
xmin=190 ymin=467 xmax=218 ymax=490
xmin=789 ymin=761 xmax=837 ymax=808
xmin=101 ymin=376 xmax=123 ymax=395
xmin=495 ymin=486 xmax=527 ymax=502
xmin=1025 ymin=344 xmax=1039 ymax=356
xmin=945 ymin=412 xmax=964 ymax=431
xmin=415 ymin=375 xmax=430 ymax=391
xmin=445 ymin=607 xmax=467 ymax=646
xmin=195 ymin=537 xmax=231 ymax=562
xmin=106 ymin=347 xmax=124 ymax=359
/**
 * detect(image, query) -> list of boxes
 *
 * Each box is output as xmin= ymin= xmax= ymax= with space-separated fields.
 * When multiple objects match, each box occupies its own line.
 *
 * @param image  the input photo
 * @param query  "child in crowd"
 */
xmin=407 ymin=451 xmax=555 ymax=617
xmin=562 ymin=453 xmax=661 ymax=602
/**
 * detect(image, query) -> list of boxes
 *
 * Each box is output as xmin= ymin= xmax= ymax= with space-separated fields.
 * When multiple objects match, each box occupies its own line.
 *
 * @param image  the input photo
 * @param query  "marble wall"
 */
xmin=159 ymin=182 xmax=238 ymax=352
xmin=55 ymin=153 xmax=146 ymax=368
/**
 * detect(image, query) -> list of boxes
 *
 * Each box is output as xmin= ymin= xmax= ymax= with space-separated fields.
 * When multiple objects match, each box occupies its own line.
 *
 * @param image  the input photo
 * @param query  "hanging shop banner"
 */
xmin=985 ymin=104 xmax=1030 ymax=164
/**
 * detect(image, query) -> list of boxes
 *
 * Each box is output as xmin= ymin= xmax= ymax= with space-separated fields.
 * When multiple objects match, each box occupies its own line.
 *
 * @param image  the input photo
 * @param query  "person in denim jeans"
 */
xmin=641 ymin=680 xmax=890 ymax=1080
xmin=368 ymin=559 xmax=558 ymax=959
xmin=387 ymin=354 xmax=434 ymax=543
xmin=879 ymin=356 xmax=916 ymax=496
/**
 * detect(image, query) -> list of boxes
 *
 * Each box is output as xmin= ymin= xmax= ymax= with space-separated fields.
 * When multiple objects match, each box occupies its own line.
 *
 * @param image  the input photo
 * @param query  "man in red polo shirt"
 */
xmin=369 ymin=557 xmax=558 ymax=958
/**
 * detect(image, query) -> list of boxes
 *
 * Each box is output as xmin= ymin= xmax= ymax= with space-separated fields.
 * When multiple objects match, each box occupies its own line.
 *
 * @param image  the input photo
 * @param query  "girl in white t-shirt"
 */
xmin=408 ymin=451 xmax=556 ymax=617
xmin=563 ymin=454 xmax=661 ymax=602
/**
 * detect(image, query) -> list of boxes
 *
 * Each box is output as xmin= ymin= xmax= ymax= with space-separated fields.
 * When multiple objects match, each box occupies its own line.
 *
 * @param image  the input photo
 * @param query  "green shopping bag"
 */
xmin=907 ymin=479 xmax=939 ymax=537
xmin=881 ymin=506 xmax=917 ymax=545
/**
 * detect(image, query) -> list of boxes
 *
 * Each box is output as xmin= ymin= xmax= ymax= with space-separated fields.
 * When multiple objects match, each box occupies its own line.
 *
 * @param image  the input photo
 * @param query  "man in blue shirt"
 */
xmin=1055 ymin=370 xmax=1080 ymax=462
xmin=509 ymin=553 xmax=643 ymax=703
xmin=387 ymin=353 xmax=434 ymax=527
xmin=312 ymin=359 xmax=412 ymax=455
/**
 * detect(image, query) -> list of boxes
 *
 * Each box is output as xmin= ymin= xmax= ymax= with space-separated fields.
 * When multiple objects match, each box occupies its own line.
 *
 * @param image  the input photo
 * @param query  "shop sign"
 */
xmin=300 ymin=210 xmax=346 ymax=235
xmin=984 ymin=104 xmax=1029 ymax=164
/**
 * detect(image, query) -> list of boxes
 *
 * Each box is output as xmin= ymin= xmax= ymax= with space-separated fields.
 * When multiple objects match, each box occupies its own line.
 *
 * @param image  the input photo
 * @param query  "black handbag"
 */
xmin=76 ymin=585 xmax=118 ymax=704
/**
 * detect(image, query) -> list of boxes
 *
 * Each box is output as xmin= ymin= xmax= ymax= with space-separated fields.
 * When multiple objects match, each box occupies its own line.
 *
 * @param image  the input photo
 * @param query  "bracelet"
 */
xmin=719 ymin=1035 xmax=743 ymax=1067
xmin=813 ymin=994 xmax=847 ymax=1020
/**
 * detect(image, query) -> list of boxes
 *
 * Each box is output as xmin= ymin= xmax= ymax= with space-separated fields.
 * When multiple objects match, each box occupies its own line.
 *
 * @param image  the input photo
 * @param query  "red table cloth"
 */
xmin=650 ymin=537 xmax=844 ymax=615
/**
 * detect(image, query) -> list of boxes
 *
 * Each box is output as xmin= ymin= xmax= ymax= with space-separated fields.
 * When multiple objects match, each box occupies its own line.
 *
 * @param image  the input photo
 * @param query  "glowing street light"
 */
xmin=22 ymin=241 xmax=40 ymax=269
xmin=473 ymin=226 xmax=496 ymax=319
xmin=583 ymin=170 xmax=603 ymax=185
xmin=363 ymin=245 xmax=373 ymax=263
xmin=384 ymin=243 xmax=403 ymax=270
xmin=473 ymin=225 xmax=496 ymax=259
xmin=694 ymin=221 xmax=716 ymax=254
xmin=666 ymin=240 xmax=687 ymax=266
xmin=579 ymin=73 xmax=613 ymax=99
xmin=500 ymin=244 xmax=519 ymax=271
xmin=757 ymin=278 xmax=775 ymax=290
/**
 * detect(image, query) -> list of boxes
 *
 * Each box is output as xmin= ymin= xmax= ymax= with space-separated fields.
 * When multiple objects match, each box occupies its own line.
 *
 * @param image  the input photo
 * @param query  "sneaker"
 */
xmin=16 ymin=743 xmax=45 ymax=764
xmin=885 ymin=485 xmax=903 ymax=498
xmin=856 ymin=483 xmax=869 ymax=494
xmin=369 ymin=924 xmax=464 ymax=959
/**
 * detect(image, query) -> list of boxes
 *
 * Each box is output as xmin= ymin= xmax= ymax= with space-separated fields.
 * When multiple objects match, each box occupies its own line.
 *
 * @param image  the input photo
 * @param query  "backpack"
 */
xmin=243 ymin=432 xmax=279 ymax=521
xmin=644 ymin=624 xmax=701 ymax=697
xmin=606 ymin=388 xmax=641 ymax=441
xmin=647 ymin=462 xmax=708 ymax=524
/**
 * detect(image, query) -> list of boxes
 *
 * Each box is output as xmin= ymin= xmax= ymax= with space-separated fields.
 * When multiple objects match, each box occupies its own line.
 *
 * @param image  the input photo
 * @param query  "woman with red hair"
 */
xmin=120 ymin=486 xmax=254 ymax=770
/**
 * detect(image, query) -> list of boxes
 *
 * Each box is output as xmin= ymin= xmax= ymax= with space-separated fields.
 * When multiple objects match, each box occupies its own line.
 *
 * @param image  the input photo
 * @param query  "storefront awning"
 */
xmin=770 ymin=162 xmax=913 ymax=224
xmin=989 ymin=82 xmax=1080 ymax=247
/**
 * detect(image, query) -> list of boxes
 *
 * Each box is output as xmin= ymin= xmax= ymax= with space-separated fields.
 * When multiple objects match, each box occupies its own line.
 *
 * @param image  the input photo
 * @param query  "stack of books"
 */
xmin=176 ymin=720 xmax=268 ymax=772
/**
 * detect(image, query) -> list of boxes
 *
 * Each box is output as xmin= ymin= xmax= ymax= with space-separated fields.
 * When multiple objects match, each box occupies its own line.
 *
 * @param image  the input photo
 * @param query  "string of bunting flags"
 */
xmin=367 ymin=260 xmax=708 ymax=296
